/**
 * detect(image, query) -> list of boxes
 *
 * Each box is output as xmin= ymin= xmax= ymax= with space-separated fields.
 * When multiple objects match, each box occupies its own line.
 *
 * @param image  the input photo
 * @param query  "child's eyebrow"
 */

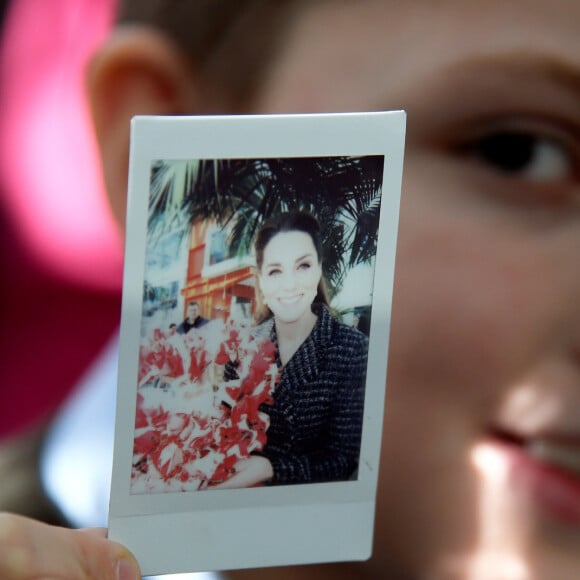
xmin=446 ymin=52 xmax=580 ymax=93
xmin=407 ymin=51 xmax=580 ymax=135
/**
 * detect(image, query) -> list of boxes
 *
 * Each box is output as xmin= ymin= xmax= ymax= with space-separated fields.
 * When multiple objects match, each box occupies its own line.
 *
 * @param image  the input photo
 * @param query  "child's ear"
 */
xmin=87 ymin=27 xmax=199 ymax=229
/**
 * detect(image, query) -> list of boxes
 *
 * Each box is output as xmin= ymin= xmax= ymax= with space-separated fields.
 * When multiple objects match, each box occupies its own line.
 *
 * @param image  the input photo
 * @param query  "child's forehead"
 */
xmin=253 ymin=0 xmax=580 ymax=111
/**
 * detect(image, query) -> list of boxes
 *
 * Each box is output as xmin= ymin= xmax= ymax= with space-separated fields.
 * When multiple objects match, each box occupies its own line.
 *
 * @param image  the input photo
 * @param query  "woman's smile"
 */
xmin=278 ymin=294 xmax=302 ymax=305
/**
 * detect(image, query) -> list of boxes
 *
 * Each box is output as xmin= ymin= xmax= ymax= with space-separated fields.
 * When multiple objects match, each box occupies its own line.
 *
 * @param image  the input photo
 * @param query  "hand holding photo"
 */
xmin=109 ymin=112 xmax=405 ymax=576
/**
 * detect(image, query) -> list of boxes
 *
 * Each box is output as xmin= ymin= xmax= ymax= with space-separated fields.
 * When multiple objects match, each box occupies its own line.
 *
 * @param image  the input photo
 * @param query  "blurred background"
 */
xmin=0 ymin=0 xmax=122 ymax=521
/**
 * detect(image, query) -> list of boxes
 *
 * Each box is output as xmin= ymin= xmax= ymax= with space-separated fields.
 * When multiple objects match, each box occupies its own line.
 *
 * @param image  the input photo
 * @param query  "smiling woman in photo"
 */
xmin=212 ymin=211 xmax=369 ymax=489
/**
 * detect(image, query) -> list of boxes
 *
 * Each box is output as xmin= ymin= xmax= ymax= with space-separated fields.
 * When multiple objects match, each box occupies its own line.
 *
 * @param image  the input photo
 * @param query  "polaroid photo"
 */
xmin=108 ymin=112 xmax=406 ymax=576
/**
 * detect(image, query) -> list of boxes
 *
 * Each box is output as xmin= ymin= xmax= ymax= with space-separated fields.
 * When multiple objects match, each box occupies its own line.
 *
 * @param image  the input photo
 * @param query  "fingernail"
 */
xmin=116 ymin=557 xmax=140 ymax=580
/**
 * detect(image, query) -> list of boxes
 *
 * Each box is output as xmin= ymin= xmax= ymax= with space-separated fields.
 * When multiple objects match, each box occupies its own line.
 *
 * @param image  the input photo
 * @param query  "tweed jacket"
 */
xmin=256 ymin=305 xmax=368 ymax=485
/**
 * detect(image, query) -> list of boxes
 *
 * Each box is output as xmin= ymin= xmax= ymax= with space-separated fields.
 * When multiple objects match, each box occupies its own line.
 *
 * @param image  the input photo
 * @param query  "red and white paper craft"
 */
xmin=131 ymin=320 xmax=278 ymax=493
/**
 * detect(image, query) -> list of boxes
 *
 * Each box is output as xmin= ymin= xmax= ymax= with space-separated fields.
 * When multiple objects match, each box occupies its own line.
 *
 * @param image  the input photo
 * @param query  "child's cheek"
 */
xmin=391 ymin=204 xmax=540 ymax=413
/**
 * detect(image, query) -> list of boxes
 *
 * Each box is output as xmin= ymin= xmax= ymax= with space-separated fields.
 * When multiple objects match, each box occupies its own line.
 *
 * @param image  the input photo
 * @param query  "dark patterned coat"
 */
xmin=256 ymin=305 xmax=368 ymax=485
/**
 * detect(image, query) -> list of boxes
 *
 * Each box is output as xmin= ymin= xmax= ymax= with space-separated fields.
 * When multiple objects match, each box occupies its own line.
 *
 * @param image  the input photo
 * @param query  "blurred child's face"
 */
xmin=248 ymin=1 xmax=580 ymax=578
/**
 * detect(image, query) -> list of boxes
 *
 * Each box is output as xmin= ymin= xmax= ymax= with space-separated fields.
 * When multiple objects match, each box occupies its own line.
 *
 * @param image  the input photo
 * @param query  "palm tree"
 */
xmin=147 ymin=156 xmax=384 ymax=298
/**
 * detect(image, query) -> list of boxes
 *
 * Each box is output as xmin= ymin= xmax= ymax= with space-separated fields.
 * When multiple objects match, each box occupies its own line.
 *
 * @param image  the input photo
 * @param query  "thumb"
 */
xmin=0 ymin=514 xmax=141 ymax=579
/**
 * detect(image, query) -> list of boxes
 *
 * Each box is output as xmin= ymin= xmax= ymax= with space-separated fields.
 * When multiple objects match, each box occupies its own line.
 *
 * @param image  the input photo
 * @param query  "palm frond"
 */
xmin=146 ymin=155 xmax=385 ymax=297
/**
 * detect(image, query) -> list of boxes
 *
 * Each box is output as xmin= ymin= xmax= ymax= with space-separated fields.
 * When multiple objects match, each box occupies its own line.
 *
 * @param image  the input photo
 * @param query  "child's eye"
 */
xmin=472 ymin=131 xmax=574 ymax=183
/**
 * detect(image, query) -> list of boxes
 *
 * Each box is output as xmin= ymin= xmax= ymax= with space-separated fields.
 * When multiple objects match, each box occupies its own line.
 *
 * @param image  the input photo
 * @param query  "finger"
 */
xmin=0 ymin=513 xmax=141 ymax=580
xmin=79 ymin=527 xmax=142 ymax=580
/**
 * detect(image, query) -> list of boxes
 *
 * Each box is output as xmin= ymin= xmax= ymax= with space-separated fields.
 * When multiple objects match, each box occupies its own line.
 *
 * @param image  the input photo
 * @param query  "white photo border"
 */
xmin=109 ymin=111 xmax=406 ymax=576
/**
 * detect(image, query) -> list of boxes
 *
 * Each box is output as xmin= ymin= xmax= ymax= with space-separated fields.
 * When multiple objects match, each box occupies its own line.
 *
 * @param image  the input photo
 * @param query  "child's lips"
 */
xmin=526 ymin=439 xmax=580 ymax=477
xmin=491 ymin=428 xmax=580 ymax=477
xmin=485 ymin=428 xmax=580 ymax=525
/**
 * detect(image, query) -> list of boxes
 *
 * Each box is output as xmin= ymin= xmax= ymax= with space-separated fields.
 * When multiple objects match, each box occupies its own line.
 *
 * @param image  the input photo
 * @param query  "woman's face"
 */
xmin=258 ymin=231 xmax=322 ymax=325
xmin=249 ymin=0 xmax=580 ymax=578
